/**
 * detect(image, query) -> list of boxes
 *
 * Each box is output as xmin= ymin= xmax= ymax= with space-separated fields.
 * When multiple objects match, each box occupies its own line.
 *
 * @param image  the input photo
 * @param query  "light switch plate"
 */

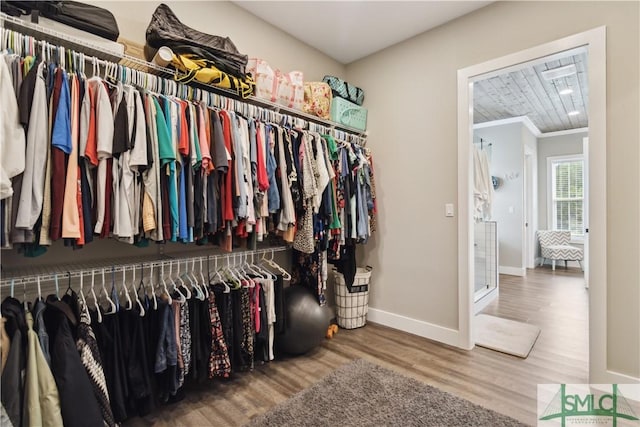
xmin=445 ymin=203 xmax=455 ymax=217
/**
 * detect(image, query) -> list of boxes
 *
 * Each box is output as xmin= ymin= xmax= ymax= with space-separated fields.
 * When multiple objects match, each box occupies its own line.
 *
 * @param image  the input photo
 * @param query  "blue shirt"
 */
xmin=51 ymin=69 xmax=72 ymax=154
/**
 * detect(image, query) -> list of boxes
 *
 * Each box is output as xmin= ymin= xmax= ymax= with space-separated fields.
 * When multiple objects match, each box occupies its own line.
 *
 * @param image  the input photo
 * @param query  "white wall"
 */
xmin=475 ymin=124 xmax=524 ymax=271
xmin=94 ymin=1 xmax=347 ymax=81
xmin=348 ymin=1 xmax=639 ymax=377
xmin=537 ymin=132 xmax=586 ymax=231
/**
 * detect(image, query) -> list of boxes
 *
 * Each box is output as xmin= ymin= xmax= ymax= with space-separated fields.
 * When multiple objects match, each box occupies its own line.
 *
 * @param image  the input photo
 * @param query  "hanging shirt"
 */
xmin=61 ymin=74 xmax=82 ymax=239
xmin=15 ymin=61 xmax=48 ymax=231
xmin=219 ymin=111 xmax=235 ymax=223
xmin=265 ymin=125 xmax=280 ymax=213
xmin=141 ymin=94 xmax=161 ymax=240
xmin=198 ymin=104 xmax=213 ymax=175
xmin=89 ymin=78 xmax=114 ymax=235
xmin=0 ymin=55 xmax=26 ymax=201
xmin=155 ymin=96 xmax=177 ymax=240
xmin=49 ymin=69 xmax=70 ymax=241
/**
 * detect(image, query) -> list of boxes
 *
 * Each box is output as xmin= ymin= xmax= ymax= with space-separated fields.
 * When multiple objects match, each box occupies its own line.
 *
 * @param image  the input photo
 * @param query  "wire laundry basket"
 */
xmin=333 ymin=266 xmax=372 ymax=329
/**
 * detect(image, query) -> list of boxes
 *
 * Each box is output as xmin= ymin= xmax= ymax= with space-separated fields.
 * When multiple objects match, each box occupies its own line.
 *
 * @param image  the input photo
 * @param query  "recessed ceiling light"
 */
xmin=541 ymin=64 xmax=577 ymax=81
xmin=559 ymin=88 xmax=573 ymax=95
xmin=568 ymin=110 xmax=580 ymax=116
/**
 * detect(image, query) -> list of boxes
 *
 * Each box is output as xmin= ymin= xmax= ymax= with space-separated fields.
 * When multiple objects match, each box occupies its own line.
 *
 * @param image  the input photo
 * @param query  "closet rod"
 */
xmin=0 ymin=246 xmax=289 ymax=287
xmin=1 ymin=12 xmax=368 ymax=142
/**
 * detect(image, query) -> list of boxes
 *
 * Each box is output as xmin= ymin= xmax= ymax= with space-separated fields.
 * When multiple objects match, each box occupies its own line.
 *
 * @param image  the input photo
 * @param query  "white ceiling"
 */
xmin=474 ymin=48 xmax=589 ymax=132
xmin=233 ymin=1 xmax=492 ymax=64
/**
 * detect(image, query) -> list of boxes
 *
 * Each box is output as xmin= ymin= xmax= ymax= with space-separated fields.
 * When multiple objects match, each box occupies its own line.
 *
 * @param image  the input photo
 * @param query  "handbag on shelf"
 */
xmin=322 ymin=75 xmax=364 ymax=106
xmin=303 ymin=82 xmax=332 ymax=120
xmin=171 ymin=53 xmax=255 ymax=99
xmin=247 ymin=58 xmax=304 ymax=110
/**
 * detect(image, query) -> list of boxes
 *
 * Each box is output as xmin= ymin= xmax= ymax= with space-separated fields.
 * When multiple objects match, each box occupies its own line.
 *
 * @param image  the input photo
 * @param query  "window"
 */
xmin=548 ymin=155 xmax=584 ymax=238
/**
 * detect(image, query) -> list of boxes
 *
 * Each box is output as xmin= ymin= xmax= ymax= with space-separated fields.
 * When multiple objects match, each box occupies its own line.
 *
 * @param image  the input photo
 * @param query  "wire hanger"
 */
xmin=131 ymin=265 xmax=145 ymax=317
xmin=174 ymin=260 xmax=191 ymax=300
xmin=101 ymin=268 xmax=117 ymax=315
xmin=200 ymin=257 xmax=209 ymax=299
xmin=208 ymin=256 xmax=230 ymax=293
xmin=149 ymin=263 xmax=158 ymax=310
xmin=189 ymin=258 xmax=205 ymax=301
xmin=121 ymin=267 xmax=133 ymax=310
xmin=160 ymin=263 xmax=173 ymax=305
xmin=65 ymin=271 xmax=73 ymax=296
xmin=90 ymin=269 xmax=102 ymax=324
xmin=79 ymin=271 xmax=89 ymax=321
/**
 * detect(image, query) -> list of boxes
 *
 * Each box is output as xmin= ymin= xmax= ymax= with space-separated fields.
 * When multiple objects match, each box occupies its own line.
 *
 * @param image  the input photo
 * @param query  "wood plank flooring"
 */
xmin=125 ymin=267 xmax=587 ymax=427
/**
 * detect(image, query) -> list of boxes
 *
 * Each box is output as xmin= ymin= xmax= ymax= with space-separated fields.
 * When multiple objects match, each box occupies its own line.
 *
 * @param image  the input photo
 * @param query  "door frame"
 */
xmin=457 ymin=27 xmax=611 ymax=382
xmin=524 ymin=146 xmax=537 ymax=270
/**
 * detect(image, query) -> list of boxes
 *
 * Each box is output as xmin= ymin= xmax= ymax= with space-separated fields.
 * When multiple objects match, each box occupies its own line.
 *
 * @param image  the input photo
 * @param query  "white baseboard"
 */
xmin=367 ymin=308 xmax=462 ymax=348
xmin=499 ymin=266 xmax=526 ymax=276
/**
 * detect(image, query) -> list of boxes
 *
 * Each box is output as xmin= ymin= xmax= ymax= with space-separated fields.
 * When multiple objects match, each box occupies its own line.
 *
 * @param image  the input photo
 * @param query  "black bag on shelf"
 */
xmin=322 ymin=75 xmax=365 ymax=106
xmin=3 ymin=1 xmax=120 ymax=41
xmin=145 ymin=3 xmax=248 ymax=78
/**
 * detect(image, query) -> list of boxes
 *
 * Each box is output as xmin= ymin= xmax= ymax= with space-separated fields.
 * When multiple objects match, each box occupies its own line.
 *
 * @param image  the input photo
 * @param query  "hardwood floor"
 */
xmin=126 ymin=267 xmax=588 ymax=427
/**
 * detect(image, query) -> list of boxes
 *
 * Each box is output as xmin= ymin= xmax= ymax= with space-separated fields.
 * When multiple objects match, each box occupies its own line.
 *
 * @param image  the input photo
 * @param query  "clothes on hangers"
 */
xmin=0 ymin=252 xmax=290 ymax=425
xmin=0 ymin=47 xmax=377 ymax=259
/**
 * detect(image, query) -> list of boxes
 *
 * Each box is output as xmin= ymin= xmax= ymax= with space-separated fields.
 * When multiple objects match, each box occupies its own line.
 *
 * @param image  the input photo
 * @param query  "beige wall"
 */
xmin=94 ymin=1 xmax=346 ymax=81
xmin=348 ymin=1 xmax=639 ymax=377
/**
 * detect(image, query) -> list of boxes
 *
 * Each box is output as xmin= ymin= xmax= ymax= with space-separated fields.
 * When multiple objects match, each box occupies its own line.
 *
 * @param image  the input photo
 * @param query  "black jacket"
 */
xmin=44 ymin=296 xmax=103 ymax=427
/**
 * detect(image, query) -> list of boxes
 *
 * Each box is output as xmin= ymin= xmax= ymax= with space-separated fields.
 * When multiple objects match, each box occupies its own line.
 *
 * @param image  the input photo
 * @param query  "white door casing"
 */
xmin=458 ymin=27 xmax=610 ymax=382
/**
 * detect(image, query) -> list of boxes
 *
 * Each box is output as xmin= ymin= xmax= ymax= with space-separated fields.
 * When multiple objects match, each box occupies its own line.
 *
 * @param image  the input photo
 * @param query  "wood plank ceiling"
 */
xmin=474 ymin=51 xmax=589 ymax=133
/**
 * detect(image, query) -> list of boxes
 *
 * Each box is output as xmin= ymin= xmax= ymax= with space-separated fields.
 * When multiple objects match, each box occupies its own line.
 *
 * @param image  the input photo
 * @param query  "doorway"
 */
xmin=457 ymin=27 xmax=608 ymax=382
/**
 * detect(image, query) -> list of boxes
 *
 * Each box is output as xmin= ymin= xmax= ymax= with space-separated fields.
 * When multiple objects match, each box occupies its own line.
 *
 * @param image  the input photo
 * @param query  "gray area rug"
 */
xmin=245 ymin=359 xmax=526 ymax=426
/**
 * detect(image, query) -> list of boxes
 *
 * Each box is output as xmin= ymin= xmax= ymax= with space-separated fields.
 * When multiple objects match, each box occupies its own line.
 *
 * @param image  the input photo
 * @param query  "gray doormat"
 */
xmin=475 ymin=314 xmax=541 ymax=358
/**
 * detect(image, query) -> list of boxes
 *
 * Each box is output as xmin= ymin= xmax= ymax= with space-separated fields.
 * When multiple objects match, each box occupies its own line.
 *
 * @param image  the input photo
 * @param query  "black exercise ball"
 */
xmin=276 ymin=286 xmax=330 ymax=355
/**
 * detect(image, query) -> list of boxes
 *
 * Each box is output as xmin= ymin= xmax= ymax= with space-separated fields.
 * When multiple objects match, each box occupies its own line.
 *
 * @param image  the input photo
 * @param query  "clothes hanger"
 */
xmin=65 ymin=271 xmax=74 ymax=296
xmin=201 ymin=258 xmax=211 ymax=298
xmin=121 ymin=268 xmax=133 ymax=310
xmin=100 ymin=268 xmax=117 ymax=315
xmin=23 ymin=280 xmax=28 ymax=311
xmin=54 ymin=274 xmax=60 ymax=298
xmin=159 ymin=263 xmax=173 ymax=305
xmin=90 ymin=269 xmax=102 ymax=324
xmin=189 ymin=259 xmax=205 ymax=301
xmin=221 ymin=254 xmax=240 ymax=288
xmin=174 ymin=260 xmax=191 ymax=300
xmin=149 ymin=263 xmax=158 ymax=310
xmin=79 ymin=271 xmax=90 ymax=321
xmin=131 ymin=265 xmax=145 ymax=317
xmin=263 ymin=250 xmax=292 ymax=280
xmin=233 ymin=254 xmax=254 ymax=288
xmin=212 ymin=256 xmax=231 ymax=293
xmin=252 ymin=253 xmax=275 ymax=280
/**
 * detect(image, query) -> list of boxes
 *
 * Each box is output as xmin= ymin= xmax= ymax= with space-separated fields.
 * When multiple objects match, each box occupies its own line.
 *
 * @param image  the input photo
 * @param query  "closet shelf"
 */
xmin=0 ymin=246 xmax=289 ymax=286
xmin=1 ymin=12 xmax=368 ymax=139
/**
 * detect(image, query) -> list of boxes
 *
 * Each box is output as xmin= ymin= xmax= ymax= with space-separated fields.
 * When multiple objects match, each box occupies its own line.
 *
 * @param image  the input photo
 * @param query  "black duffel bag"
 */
xmin=145 ymin=3 xmax=248 ymax=78
xmin=2 ymin=1 xmax=119 ymax=41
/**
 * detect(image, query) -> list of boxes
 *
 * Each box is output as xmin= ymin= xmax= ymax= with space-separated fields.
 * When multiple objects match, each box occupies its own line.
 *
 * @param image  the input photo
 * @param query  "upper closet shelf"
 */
xmin=1 ymin=12 xmax=368 ymax=138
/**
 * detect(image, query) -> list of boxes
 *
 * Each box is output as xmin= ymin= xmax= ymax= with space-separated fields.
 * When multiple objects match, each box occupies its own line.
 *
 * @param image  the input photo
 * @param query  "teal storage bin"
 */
xmin=330 ymin=97 xmax=367 ymax=131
